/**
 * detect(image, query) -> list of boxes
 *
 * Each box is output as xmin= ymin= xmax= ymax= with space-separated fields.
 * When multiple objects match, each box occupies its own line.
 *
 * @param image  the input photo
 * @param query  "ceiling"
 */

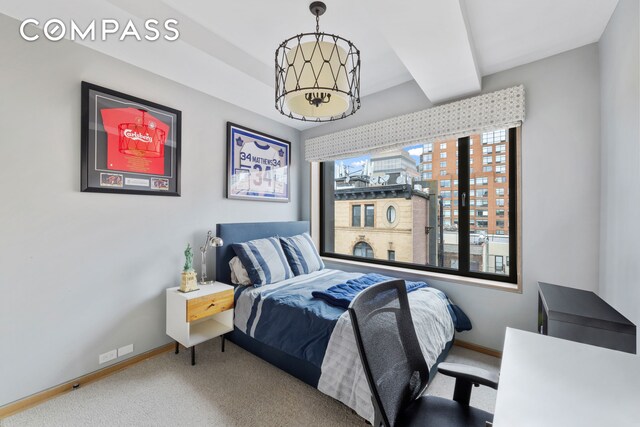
xmin=0 ymin=0 xmax=619 ymax=130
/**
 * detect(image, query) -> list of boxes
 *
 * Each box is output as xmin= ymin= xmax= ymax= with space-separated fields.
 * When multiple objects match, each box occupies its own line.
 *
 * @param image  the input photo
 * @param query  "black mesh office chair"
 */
xmin=348 ymin=280 xmax=499 ymax=427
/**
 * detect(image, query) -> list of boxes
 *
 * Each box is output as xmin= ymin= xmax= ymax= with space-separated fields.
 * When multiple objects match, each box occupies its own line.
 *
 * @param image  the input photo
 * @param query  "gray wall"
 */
xmin=599 ymin=0 xmax=640 ymax=351
xmin=302 ymin=43 xmax=602 ymax=351
xmin=0 ymin=15 xmax=301 ymax=406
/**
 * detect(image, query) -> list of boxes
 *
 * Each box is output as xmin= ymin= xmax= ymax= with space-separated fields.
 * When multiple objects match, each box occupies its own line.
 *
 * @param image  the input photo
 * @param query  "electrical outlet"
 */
xmin=99 ymin=349 xmax=117 ymax=364
xmin=118 ymin=344 xmax=134 ymax=357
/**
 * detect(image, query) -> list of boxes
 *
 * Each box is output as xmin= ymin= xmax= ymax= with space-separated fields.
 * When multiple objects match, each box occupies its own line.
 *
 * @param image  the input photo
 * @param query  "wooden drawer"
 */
xmin=186 ymin=289 xmax=234 ymax=322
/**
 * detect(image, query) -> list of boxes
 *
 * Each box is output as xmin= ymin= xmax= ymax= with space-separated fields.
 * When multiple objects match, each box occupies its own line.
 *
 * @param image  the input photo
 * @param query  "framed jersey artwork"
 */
xmin=81 ymin=81 xmax=181 ymax=196
xmin=226 ymin=122 xmax=290 ymax=202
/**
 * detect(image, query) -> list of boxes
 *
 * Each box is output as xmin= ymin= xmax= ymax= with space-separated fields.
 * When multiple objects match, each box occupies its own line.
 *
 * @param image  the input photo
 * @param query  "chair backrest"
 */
xmin=348 ymin=280 xmax=430 ymax=427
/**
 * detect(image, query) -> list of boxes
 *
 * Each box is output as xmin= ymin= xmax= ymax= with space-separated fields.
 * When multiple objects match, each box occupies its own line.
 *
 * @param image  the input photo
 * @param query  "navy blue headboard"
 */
xmin=215 ymin=221 xmax=310 ymax=285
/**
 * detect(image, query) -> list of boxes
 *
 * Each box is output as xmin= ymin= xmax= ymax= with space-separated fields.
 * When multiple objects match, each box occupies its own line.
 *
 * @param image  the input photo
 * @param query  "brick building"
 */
xmin=419 ymin=129 xmax=510 ymax=236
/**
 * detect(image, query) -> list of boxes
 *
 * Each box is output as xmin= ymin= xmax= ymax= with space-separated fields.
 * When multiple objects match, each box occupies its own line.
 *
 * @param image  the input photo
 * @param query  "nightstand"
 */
xmin=166 ymin=282 xmax=234 ymax=365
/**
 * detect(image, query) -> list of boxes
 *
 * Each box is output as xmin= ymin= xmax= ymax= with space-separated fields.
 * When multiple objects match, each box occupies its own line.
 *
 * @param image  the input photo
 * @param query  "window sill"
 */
xmin=321 ymin=256 xmax=522 ymax=294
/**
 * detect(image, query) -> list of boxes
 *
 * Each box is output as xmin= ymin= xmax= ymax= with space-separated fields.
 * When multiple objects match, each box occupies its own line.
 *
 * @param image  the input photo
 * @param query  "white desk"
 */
xmin=494 ymin=328 xmax=640 ymax=427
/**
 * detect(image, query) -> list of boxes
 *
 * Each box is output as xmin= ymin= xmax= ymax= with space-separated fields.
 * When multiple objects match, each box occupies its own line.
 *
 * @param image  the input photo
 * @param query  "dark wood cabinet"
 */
xmin=538 ymin=282 xmax=636 ymax=354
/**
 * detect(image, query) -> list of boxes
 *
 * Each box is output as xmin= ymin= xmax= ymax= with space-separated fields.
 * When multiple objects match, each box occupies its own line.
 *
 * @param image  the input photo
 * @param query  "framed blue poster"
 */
xmin=226 ymin=122 xmax=290 ymax=202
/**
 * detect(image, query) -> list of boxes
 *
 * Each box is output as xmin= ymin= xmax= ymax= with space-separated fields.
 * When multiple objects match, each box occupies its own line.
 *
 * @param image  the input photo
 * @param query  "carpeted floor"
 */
xmin=1 ymin=338 xmax=500 ymax=427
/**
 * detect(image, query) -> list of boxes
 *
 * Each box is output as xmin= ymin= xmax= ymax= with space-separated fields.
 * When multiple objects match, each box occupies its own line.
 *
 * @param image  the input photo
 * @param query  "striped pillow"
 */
xmin=279 ymin=233 xmax=325 ymax=276
xmin=232 ymin=237 xmax=293 ymax=287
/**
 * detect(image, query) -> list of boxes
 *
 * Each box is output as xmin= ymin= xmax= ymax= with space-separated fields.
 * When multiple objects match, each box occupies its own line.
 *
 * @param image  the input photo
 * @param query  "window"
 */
xmin=440 ymin=152 xmax=447 ymax=159
xmin=496 ymin=144 xmax=506 ymax=153
xmin=320 ymin=127 xmax=518 ymax=284
xmin=440 ymin=161 xmax=447 ymax=168
xmin=353 ymin=242 xmax=374 ymax=258
xmin=482 ymin=156 xmax=493 ymax=165
xmin=482 ymin=166 xmax=492 ymax=172
xmin=496 ymin=165 xmax=506 ymax=174
xmin=352 ymin=205 xmax=361 ymax=227
xmin=364 ymin=205 xmax=374 ymax=227
xmin=386 ymin=206 xmax=396 ymax=223
xmin=495 ymin=256 xmax=504 ymax=273
xmin=496 ymin=155 xmax=506 ymax=164
xmin=482 ymin=129 xmax=506 ymax=145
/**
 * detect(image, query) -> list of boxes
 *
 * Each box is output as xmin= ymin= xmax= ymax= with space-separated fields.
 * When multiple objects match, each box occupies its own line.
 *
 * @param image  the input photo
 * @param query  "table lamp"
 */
xmin=199 ymin=230 xmax=223 ymax=285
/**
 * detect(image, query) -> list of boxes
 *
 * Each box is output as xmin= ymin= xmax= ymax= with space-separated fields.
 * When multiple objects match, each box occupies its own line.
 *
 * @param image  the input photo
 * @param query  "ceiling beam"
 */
xmin=363 ymin=0 xmax=481 ymax=103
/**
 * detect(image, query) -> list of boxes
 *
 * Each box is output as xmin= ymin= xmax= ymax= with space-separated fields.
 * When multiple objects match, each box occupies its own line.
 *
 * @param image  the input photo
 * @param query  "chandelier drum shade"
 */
xmin=275 ymin=2 xmax=361 ymax=122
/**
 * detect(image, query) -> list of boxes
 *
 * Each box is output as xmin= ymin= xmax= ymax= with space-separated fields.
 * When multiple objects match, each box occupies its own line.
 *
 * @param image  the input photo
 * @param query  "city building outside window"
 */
xmin=320 ymin=127 xmax=518 ymax=284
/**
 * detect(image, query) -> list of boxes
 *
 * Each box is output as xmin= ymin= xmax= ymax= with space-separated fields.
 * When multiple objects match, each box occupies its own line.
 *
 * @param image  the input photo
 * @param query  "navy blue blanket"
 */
xmin=311 ymin=273 xmax=427 ymax=308
xmin=312 ymin=273 xmax=472 ymax=332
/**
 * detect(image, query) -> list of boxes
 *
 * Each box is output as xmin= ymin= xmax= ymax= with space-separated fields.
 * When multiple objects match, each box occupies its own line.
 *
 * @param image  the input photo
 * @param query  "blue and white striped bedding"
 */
xmin=279 ymin=233 xmax=325 ymax=275
xmin=231 ymin=237 xmax=293 ymax=286
xmin=234 ymin=268 xmax=460 ymax=423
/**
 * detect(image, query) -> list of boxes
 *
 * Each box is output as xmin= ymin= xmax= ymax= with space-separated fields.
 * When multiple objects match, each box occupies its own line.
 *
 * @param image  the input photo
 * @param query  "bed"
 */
xmin=215 ymin=221 xmax=462 ymax=423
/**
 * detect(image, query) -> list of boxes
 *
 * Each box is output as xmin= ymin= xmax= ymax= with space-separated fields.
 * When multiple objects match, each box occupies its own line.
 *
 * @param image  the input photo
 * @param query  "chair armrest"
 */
xmin=437 ymin=362 xmax=499 ymax=390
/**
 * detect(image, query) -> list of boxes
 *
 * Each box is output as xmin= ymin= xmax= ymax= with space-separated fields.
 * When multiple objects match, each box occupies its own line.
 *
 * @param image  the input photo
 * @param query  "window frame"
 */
xmin=318 ymin=127 xmax=520 ymax=286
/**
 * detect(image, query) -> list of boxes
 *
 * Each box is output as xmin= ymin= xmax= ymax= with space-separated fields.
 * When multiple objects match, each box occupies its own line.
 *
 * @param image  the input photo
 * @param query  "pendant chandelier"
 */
xmin=275 ymin=1 xmax=361 ymax=122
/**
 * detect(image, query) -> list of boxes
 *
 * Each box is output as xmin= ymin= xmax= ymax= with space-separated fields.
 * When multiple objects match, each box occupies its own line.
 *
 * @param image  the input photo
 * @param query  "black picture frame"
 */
xmin=226 ymin=122 xmax=291 ymax=202
xmin=81 ymin=81 xmax=181 ymax=196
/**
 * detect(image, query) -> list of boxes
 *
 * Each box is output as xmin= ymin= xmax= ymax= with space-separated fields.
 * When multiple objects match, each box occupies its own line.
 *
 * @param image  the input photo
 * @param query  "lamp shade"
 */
xmin=284 ymin=40 xmax=351 ymax=119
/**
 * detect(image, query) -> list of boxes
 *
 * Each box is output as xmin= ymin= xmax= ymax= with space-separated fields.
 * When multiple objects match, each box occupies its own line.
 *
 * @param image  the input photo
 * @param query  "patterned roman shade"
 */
xmin=305 ymin=85 xmax=525 ymax=162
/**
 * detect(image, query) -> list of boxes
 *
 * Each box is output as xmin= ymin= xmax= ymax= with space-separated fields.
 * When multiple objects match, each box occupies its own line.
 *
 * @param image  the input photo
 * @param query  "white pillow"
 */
xmin=229 ymin=256 xmax=251 ymax=285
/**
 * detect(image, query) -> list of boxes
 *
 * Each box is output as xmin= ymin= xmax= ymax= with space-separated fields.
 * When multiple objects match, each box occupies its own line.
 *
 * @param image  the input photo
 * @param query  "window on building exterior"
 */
xmin=353 ymin=242 xmax=374 ymax=258
xmin=352 ymin=205 xmax=361 ymax=227
xmin=319 ymin=127 xmax=518 ymax=284
xmin=386 ymin=206 xmax=396 ymax=223
xmin=364 ymin=204 xmax=374 ymax=227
